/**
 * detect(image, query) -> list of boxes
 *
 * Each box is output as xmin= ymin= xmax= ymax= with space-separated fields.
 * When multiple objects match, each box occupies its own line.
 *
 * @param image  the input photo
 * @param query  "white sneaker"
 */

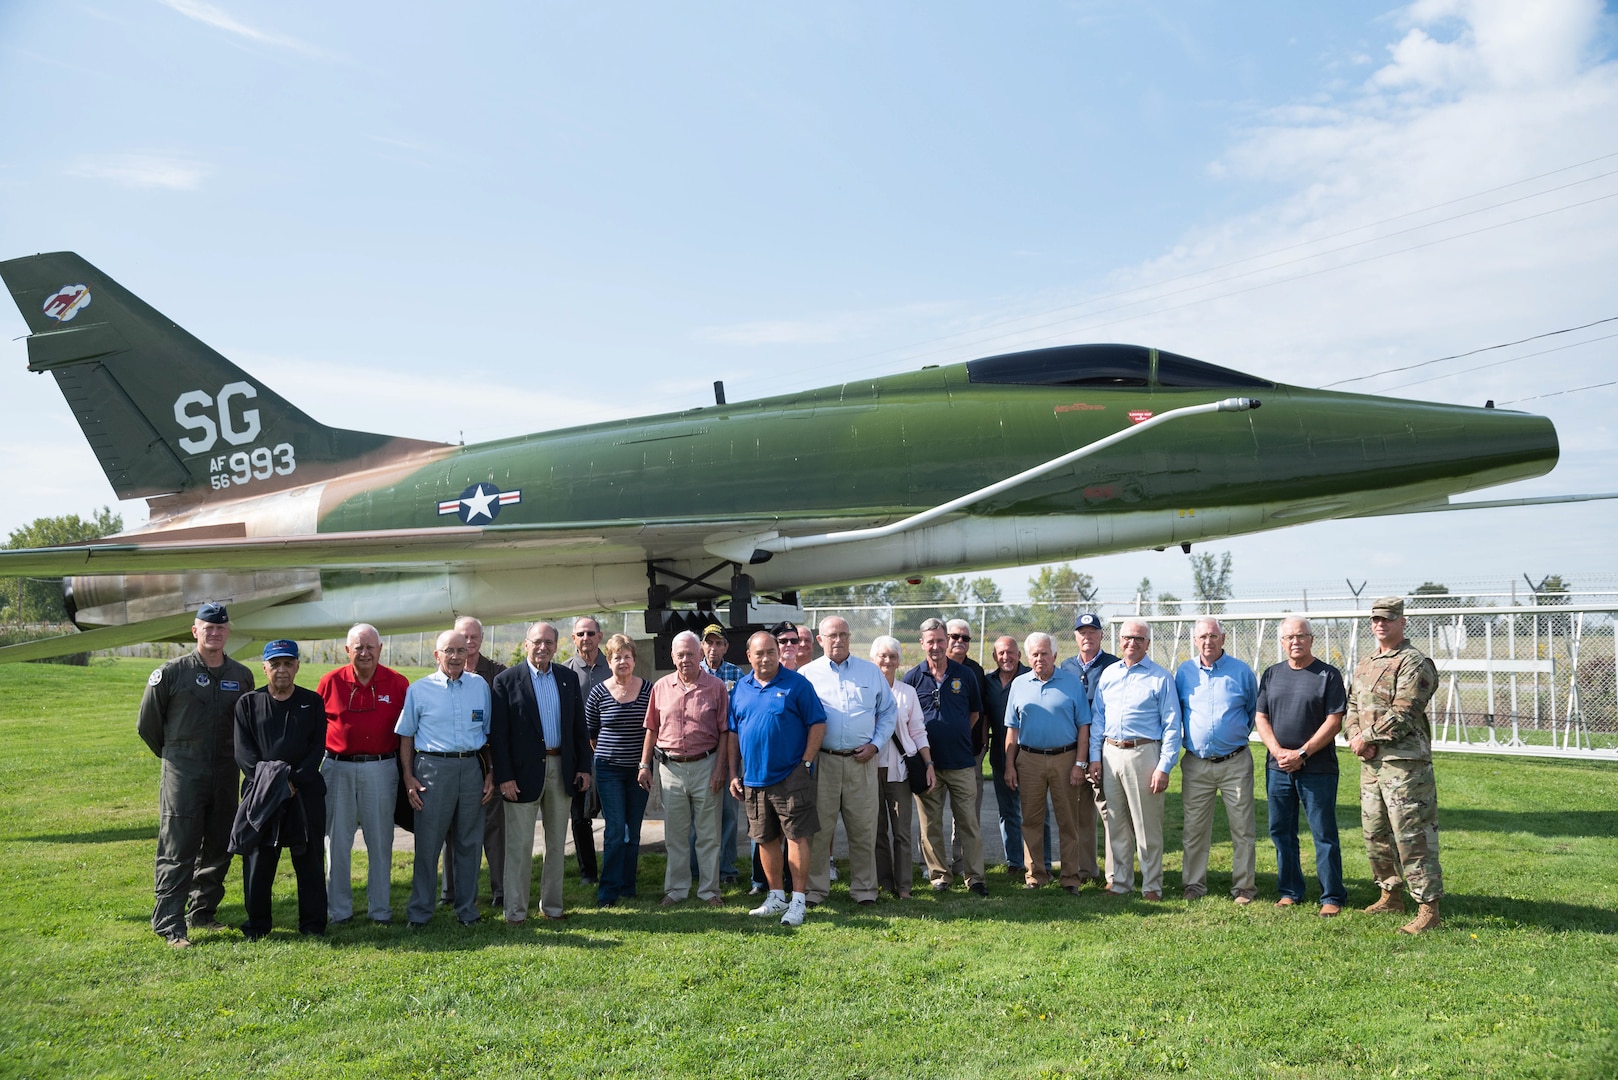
xmin=829 ymin=865 xmax=839 ymax=881
xmin=781 ymin=896 xmax=807 ymax=927
xmin=749 ymin=894 xmax=789 ymax=917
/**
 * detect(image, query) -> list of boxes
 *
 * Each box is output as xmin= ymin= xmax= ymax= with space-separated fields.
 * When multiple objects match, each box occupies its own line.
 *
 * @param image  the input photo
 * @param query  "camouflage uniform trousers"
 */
xmin=1359 ymin=757 xmax=1443 ymax=903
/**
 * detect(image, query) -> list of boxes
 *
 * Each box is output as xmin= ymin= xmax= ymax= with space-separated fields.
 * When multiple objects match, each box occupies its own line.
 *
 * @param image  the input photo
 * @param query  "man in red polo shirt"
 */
xmin=318 ymin=622 xmax=410 ymax=924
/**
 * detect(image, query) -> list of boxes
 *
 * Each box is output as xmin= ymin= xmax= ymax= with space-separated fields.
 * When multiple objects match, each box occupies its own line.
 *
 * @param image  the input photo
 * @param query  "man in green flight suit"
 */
xmin=1344 ymin=596 xmax=1443 ymax=934
xmin=137 ymin=602 xmax=256 ymax=948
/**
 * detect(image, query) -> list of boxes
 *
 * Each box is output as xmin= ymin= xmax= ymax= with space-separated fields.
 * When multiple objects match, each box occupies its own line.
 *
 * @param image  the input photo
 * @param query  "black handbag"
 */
xmin=891 ymin=732 xmax=930 ymax=794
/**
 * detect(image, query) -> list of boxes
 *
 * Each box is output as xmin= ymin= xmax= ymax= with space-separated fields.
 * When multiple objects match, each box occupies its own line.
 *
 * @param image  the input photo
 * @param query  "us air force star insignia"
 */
xmin=437 ymin=482 xmax=522 ymax=524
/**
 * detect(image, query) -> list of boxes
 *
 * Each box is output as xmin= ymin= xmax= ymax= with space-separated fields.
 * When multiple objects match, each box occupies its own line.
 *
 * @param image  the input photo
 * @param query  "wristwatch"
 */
xmin=803 ymin=759 xmax=814 ymax=769
xmin=1297 ymin=748 xmax=1309 ymax=763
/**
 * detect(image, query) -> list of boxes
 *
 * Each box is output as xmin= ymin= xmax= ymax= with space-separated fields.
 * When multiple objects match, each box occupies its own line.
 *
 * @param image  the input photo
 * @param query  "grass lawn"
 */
xmin=1 ymin=658 xmax=1614 ymax=1079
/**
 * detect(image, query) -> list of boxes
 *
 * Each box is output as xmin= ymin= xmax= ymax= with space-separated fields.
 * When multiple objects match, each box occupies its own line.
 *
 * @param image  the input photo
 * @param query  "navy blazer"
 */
xmin=489 ymin=661 xmax=590 ymax=803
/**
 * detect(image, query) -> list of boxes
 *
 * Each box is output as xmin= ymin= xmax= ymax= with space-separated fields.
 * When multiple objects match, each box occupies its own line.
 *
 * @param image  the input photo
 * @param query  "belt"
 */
xmin=326 ymin=751 xmax=397 ymax=763
xmin=1019 ymin=742 xmax=1079 ymax=756
xmin=1197 ymin=746 xmax=1249 ymax=764
xmin=416 ymin=749 xmax=481 ymax=758
xmin=822 ymin=747 xmax=862 ymax=757
xmin=1106 ymin=737 xmax=1160 ymax=750
xmin=545 ymin=749 xmax=562 ymax=757
xmin=657 ymin=747 xmax=717 ymax=764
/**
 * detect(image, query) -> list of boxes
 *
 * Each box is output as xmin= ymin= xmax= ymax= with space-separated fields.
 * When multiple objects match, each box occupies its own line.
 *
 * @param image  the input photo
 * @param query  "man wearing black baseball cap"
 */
xmin=137 ymin=602 xmax=256 ymax=948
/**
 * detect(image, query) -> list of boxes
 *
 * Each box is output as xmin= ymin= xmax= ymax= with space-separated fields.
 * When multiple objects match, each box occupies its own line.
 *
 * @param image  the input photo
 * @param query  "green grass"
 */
xmin=1 ymin=658 xmax=1614 ymax=1079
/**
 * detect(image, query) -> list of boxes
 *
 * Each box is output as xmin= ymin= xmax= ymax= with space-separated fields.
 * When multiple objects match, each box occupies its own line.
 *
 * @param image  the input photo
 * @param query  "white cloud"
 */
xmin=67 ymin=153 xmax=210 ymax=190
xmin=157 ymin=0 xmax=327 ymax=58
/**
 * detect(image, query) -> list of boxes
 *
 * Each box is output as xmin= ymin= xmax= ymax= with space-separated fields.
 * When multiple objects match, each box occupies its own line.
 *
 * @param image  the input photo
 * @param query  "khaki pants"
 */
xmin=1100 ymin=740 xmax=1165 ymax=896
xmin=917 ymin=766 xmax=984 ymax=888
xmin=1179 ymin=746 xmax=1257 ymax=900
xmin=1076 ymin=772 xmax=1107 ymax=881
xmin=1016 ymin=748 xmax=1085 ymax=888
xmin=660 ymin=754 xmax=722 ymax=901
xmin=503 ymin=757 xmax=571 ymax=921
xmin=807 ymin=752 xmax=880 ymax=903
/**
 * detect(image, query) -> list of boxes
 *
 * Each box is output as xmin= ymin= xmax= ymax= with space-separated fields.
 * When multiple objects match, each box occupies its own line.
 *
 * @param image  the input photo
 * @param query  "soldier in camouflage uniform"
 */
xmin=136 ymin=602 xmax=255 ymax=948
xmin=1344 ymin=596 xmax=1443 ymax=934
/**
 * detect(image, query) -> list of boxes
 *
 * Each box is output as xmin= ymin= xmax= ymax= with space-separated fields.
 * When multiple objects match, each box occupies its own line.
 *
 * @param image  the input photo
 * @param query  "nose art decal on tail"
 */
xmin=43 ymin=284 xmax=92 ymax=322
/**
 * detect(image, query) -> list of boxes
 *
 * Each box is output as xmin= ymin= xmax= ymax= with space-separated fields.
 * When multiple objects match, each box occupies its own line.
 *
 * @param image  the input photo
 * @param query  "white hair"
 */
xmin=671 ymin=630 xmax=701 ymax=652
xmin=454 ymin=615 xmax=484 ymax=633
xmin=346 ymin=623 xmax=380 ymax=645
xmin=945 ymin=618 xmax=972 ymax=634
xmin=1023 ymin=631 xmax=1056 ymax=656
xmin=1194 ymin=616 xmax=1224 ymax=635
xmin=870 ymin=635 xmax=903 ymax=660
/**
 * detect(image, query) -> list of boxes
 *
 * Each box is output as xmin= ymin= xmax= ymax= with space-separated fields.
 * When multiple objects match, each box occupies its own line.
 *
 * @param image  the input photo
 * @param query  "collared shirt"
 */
xmin=396 ymin=670 xmax=491 ymax=752
xmin=1060 ymin=650 xmax=1120 ymax=709
xmin=729 ymin=667 xmax=826 ymax=789
xmin=701 ymin=658 xmax=746 ymax=693
xmin=1089 ymin=657 xmax=1182 ymax=773
xmin=565 ymin=652 xmax=611 ymax=699
xmin=1006 ymin=667 xmax=1092 ymax=749
xmin=645 ymin=669 xmax=729 ymax=756
xmin=528 ymin=661 xmax=562 ymax=747
xmin=317 ymin=662 xmax=409 ymax=755
xmin=1175 ymin=652 xmax=1258 ymax=759
xmin=902 ymin=659 xmax=983 ymax=772
xmin=798 ymin=655 xmax=897 ymax=752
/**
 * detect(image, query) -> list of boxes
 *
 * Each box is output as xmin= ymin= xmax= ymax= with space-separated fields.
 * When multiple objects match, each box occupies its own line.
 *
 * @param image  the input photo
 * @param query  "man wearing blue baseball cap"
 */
xmin=138 ymin=602 xmax=256 ymax=948
xmin=232 ymin=639 xmax=328 ymax=939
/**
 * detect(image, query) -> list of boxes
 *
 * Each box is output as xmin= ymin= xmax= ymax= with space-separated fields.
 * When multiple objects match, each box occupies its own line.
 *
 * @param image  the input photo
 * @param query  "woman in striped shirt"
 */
xmin=586 ymin=634 xmax=652 ymax=906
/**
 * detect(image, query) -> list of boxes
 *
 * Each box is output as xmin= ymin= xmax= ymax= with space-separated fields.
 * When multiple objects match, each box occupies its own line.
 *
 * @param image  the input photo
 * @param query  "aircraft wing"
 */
xmin=0 ymin=516 xmax=819 ymax=577
xmin=0 ymin=587 xmax=315 ymax=664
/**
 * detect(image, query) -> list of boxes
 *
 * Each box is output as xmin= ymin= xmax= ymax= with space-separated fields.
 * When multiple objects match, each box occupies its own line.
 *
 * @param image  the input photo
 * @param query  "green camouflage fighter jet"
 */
xmin=0 ymin=252 xmax=1577 ymax=662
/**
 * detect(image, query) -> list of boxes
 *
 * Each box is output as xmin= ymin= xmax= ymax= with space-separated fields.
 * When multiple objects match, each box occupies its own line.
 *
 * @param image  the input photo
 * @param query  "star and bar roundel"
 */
xmin=437 ymin=482 xmax=521 ymax=525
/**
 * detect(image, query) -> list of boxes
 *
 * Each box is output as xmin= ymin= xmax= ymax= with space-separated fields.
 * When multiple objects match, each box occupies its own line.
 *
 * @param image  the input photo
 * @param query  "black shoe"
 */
xmin=581 ymin=876 xmax=599 ymax=886
xmin=408 ymin=921 xmax=429 ymax=930
xmin=459 ymin=915 xmax=481 ymax=927
xmin=969 ymin=882 xmax=989 ymax=897
xmin=857 ymin=898 xmax=876 ymax=907
xmin=329 ymin=917 xmax=352 ymax=927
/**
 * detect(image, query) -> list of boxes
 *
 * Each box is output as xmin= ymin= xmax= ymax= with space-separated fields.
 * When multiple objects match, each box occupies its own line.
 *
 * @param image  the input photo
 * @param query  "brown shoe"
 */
xmin=504 ymin=918 xmax=526 ymax=927
xmin=168 ymin=936 xmax=192 ymax=949
xmin=1142 ymin=891 xmax=1162 ymax=902
xmin=1232 ymin=895 xmax=1254 ymax=906
xmin=1274 ymin=897 xmax=1297 ymax=907
xmin=1363 ymin=889 xmax=1406 ymax=915
xmin=1398 ymin=901 xmax=1441 ymax=935
xmin=705 ymin=896 xmax=724 ymax=908
xmin=1318 ymin=904 xmax=1341 ymax=918
xmin=660 ymin=895 xmax=682 ymax=907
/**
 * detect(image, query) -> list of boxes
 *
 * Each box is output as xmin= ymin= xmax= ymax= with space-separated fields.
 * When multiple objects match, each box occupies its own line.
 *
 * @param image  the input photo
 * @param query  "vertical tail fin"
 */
xmin=1 ymin=252 xmax=447 ymax=503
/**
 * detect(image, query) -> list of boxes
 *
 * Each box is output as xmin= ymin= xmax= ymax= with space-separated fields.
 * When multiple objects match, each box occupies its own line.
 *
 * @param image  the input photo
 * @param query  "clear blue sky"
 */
xmin=2 ymin=1 xmax=1615 ymax=605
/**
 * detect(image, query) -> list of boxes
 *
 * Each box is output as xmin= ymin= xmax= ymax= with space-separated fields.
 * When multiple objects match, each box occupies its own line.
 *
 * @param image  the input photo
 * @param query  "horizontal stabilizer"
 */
xmin=1349 ymin=492 xmax=1618 ymax=518
xmin=0 ymin=587 xmax=314 ymax=664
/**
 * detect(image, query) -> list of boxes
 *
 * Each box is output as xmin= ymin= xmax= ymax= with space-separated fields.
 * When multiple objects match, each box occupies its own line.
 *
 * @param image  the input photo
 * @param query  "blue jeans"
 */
xmin=991 ymin=765 xmax=1051 ymax=871
xmin=594 ymin=758 xmax=648 ymax=902
xmin=692 ymin=789 xmax=739 ymax=880
xmin=1266 ymin=767 xmax=1345 ymax=906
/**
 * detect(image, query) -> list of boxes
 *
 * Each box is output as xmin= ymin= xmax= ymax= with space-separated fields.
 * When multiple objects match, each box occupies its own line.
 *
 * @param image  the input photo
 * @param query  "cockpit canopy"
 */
xmin=965 ymin=344 xmax=1272 ymax=389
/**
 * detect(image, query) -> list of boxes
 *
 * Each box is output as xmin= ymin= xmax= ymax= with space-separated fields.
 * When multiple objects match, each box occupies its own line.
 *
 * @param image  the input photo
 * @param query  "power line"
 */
xmin=1498 ymin=380 xmax=1618 ymax=405
xmin=1346 ymin=323 xmax=1618 ymax=392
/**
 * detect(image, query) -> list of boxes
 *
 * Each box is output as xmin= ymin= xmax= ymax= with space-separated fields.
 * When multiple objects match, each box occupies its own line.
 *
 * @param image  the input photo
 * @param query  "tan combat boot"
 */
xmin=1363 ymin=889 xmax=1406 ymax=914
xmin=1398 ymin=901 xmax=1441 ymax=935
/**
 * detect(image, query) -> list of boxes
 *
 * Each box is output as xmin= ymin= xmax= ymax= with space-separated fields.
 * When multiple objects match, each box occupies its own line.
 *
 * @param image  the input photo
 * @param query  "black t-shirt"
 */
xmin=1255 ymin=659 xmax=1346 ymax=775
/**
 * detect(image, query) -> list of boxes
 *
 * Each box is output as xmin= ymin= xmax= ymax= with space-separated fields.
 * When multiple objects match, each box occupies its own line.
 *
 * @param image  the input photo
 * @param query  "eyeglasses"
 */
xmin=347 ymin=683 xmax=378 ymax=713
xmin=1281 ymin=634 xmax=1314 ymax=641
xmin=776 ymin=637 xmax=798 ymax=646
xmin=574 ymin=629 xmax=599 ymax=637
xmin=440 ymin=647 xmax=468 ymax=656
xmin=948 ymin=634 xmax=971 ymax=642
xmin=1120 ymin=635 xmax=1148 ymax=643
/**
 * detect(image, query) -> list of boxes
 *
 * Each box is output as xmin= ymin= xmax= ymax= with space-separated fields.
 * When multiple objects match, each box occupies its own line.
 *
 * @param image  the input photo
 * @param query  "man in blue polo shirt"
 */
xmin=728 ymin=631 xmax=826 ymax=927
xmin=905 ymin=618 xmax=987 ymax=896
xmin=1003 ymin=633 xmax=1092 ymax=894
xmin=1175 ymin=617 xmax=1259 ymax=904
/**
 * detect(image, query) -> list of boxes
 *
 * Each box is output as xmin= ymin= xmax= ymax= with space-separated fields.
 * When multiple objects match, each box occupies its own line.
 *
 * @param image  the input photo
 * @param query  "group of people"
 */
xmin=135 ymin=596 xmax=1444 ymax=945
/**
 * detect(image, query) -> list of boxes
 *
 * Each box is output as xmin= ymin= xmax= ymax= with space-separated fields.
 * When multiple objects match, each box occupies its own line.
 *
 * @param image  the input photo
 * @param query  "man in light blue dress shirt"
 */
xmin=1175 ymin=617 xmax=1259 ymax=904
xmin=800 ymin=616 xmax=896 ymax=906
xmin=1086 ymin=620 xmax=1181 ymax=900
xmin=397 ymin=628 xmax=493 ymax=927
